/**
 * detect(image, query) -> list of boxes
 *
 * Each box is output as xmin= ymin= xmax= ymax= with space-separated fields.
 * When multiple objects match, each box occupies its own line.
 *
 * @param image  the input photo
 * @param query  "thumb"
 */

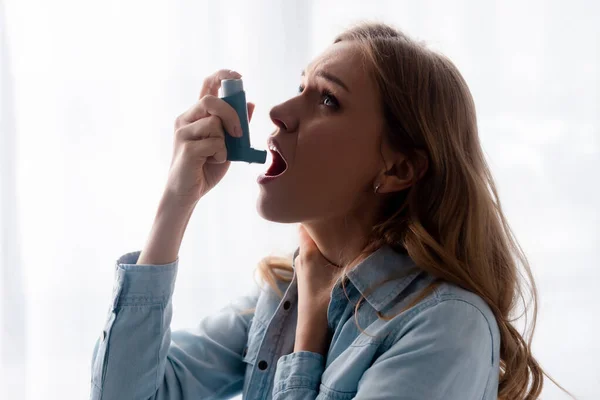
xmin=247 ymin=102 xmax=256 ymax=122
xmin=298 ymin=224 xmax=320 ymax=258
xmin=297 ymin=224 xmax=340 ymax=269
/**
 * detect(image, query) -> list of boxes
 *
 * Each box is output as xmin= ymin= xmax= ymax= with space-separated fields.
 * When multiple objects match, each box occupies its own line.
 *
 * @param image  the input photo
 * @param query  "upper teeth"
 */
xmin=269 ymin=144 xmax=278 ymax=152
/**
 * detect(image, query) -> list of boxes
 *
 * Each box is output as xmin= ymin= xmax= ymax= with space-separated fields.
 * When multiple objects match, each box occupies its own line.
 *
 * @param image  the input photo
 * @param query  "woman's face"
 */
xmin=257 ymin=41 xmax=385 ymax=223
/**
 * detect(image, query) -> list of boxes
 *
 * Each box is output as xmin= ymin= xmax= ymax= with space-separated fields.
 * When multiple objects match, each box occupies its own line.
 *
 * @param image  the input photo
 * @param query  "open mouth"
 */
xmin=264 ymin=144 xmax=288 ymax=177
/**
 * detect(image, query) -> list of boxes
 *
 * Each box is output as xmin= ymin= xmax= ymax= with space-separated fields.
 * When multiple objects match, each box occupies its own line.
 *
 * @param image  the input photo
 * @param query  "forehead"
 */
xmin=305 ymin=41 xmax=375 ymax=96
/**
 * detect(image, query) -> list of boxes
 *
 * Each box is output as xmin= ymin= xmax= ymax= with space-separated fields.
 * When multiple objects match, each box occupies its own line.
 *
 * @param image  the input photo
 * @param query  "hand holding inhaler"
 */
xmin=137 ymin=70 xmax=265 ymax=265
xmin=164 ymin=69 xmax=266 ymax=207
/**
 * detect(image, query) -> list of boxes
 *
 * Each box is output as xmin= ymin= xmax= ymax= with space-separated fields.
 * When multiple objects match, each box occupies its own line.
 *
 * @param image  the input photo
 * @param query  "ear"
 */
xmin=378 ymin=150 xmax=428 ymax=194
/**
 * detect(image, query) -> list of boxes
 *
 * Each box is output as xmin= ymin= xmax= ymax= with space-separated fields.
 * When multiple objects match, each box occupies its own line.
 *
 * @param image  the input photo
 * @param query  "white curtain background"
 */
xmin=0 ymin=0 xmax=598 ymax=399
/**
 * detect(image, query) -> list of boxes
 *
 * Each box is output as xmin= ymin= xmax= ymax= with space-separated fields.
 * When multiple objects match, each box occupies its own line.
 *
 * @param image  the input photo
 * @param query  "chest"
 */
xmin=241 ymin=284 xmax=389 ymax=400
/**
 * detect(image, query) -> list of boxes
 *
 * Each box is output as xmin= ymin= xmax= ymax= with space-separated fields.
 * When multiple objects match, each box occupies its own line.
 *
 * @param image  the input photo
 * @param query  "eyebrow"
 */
xmin=301 ymin=69 xmax=351 ymax=93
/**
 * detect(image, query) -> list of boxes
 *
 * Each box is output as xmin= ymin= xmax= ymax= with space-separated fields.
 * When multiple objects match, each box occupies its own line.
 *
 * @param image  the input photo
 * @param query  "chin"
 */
xmin=256 ymin=191 xmax=303 ymax=224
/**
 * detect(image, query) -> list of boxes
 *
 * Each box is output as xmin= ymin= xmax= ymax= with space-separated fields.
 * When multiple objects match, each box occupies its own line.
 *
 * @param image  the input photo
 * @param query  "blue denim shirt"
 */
xmin=90 ymin=245 xmax=500 ymax=400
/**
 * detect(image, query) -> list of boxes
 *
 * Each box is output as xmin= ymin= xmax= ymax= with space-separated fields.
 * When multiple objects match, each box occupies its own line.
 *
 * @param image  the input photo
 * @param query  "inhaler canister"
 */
xmin=220 ymin=79 xmax=267 ymax=164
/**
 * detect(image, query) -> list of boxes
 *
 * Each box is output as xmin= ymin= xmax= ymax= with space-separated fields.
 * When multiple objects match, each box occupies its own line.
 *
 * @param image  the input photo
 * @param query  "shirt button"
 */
xmin=258 ymin=360 xmax=268 ymax=370
xmin=283 ymin=301 xmax=291 ymax=310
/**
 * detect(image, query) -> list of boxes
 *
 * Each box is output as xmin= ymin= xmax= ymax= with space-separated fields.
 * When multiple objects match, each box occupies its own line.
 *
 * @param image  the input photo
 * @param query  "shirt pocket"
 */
xmin=241 ymin=317 xmax=267 ymax=396
xmin=91 ymin=310 xmax=117 ymax=387
xmin=320 ymin=342 xmax=380 ymax=397
xmin=242 ymin=317 xmax=266 ymax=366
xmin=317 ymin=384 xmax=356 ymax=400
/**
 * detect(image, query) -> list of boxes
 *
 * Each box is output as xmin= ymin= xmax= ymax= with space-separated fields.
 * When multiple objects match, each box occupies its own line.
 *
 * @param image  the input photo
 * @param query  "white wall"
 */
xmin=1 ymin=0 xmax=597 ymax=398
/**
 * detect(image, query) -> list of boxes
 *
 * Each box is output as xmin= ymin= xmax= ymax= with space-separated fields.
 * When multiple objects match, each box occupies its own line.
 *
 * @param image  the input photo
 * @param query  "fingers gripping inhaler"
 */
xmin=220 ymin=79 xmax=267 ymax=164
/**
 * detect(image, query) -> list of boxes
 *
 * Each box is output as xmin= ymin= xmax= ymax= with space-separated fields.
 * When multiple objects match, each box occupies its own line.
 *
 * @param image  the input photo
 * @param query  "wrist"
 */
xmin=294 ymin=309 xmax=330 ymax=355
xmin=137 ymin=194 xmax=196 ymax=265
xmin=159 ymin=190 xmax=199 ymax=215
xmin=294 ymin=333 xmax=330 ymax=355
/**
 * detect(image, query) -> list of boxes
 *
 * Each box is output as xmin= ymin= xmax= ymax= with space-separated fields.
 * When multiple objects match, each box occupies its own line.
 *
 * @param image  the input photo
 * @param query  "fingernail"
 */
xmin=235 ymin=126 xmax=243 ymax=137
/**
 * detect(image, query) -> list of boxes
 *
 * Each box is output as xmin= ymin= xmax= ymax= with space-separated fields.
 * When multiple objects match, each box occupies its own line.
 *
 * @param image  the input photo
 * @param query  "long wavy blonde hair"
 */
xmin=258 ymin=21 xmax=571 ymax=400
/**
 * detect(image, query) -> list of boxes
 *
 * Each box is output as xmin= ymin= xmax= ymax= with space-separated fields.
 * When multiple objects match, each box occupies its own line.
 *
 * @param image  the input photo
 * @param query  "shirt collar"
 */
xmin=292 ymin=244 xmax=422 ymax=312
xmin=346 ymin=244 xmax=422 ymax=312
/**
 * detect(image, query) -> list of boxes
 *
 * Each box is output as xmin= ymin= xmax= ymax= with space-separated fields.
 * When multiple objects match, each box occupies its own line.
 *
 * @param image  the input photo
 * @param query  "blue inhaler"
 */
xmin=220 ymin=79 xmax=267 ymax=164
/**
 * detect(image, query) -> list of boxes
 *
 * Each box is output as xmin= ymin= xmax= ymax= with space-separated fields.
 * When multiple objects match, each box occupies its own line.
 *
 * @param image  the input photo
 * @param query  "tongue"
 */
xmin=265 ymin=152 xmax=286 ymax=176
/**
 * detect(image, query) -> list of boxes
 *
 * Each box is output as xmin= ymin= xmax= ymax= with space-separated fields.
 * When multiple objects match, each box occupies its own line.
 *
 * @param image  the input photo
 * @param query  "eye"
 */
xmin=320 ymin=88 xmax=339 ymax=109
xmin=298 ymin=85 xmax=340 ymax=110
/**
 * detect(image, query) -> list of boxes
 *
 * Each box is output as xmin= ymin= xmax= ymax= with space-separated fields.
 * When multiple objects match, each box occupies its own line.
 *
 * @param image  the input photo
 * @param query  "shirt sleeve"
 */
xmin=90 ymin=251 xmax=259 ymax=400
xmin=272 ymin=351 xmax=325 ymax=400
xmin=353 ymin=299 xmax=496 ymax=400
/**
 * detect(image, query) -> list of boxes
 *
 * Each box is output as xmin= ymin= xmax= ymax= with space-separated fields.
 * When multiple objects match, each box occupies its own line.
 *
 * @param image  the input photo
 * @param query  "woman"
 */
xmin=90 ymin=22 xmax=557 ymax=400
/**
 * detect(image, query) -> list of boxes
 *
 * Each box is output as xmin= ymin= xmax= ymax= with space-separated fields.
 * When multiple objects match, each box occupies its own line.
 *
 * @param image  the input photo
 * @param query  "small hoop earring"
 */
xmin=374 ymin=183 xmax=382 ymax=194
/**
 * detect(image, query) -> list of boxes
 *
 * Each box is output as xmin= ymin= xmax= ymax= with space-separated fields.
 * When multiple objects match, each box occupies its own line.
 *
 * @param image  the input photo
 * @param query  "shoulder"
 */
xmin=434 ymin=282 xmax=499 ymax=339
xmin=436 ymin=282 xmax=498 ymax=322
xmin=354 ymin=281 xmax=501 ymax=400
xmin=385 ymin=280 xmax=501 ymax=364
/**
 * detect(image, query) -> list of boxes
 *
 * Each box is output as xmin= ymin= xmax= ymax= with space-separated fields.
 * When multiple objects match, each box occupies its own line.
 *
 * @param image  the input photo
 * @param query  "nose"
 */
xmin=269 ymin=101 xmax=299 ymax=133
xmin=271 ymin=116 xmax=288 ymax=131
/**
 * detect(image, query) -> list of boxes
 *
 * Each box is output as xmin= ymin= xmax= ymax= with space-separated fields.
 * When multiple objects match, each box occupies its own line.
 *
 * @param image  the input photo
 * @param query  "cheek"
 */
xmin=298 ymin=125 xmax=377 ymax=189
xmin=256 ymin=124 xmax=378 ymax=223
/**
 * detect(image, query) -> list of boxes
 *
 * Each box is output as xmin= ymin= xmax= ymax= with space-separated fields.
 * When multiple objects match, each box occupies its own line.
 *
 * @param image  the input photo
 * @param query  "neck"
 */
xmin=301 ymin=214 xmax=374 ymax=268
